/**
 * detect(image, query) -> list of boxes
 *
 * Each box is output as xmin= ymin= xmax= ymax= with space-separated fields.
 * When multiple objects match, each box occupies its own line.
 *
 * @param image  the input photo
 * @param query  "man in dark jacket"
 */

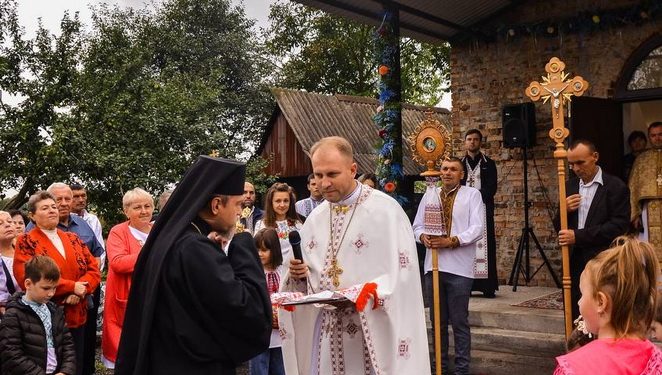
xmin=116 ymin=156 xmax=271 ymax=375
xmin=461 ymin=129 xmax=499 ymax=297
xmin=0 ymin=256 xmax=76 ymax=375
xmin=557 ymin=140 xmax=630 ymax=320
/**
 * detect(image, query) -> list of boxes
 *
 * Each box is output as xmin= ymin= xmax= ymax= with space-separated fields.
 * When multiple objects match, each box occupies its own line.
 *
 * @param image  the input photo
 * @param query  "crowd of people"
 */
xmin=0 ymin=125 xmax=662 ymax=374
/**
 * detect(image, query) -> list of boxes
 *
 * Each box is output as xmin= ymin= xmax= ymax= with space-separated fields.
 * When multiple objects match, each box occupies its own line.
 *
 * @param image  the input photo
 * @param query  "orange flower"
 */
xmin=378 ymin=65 xmax=390 ymax=76
xmin=384 ymin=182 xmax=396 ymax=192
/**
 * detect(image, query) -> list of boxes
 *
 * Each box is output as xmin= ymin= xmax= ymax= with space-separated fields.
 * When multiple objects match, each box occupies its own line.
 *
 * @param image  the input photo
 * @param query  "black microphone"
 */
xmin=288 ymin=230 xmax=304 ymax=261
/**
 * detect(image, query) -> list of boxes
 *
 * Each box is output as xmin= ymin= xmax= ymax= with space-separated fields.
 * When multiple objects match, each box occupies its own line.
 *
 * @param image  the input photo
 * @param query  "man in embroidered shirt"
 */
xmin=557 ymin=140 xmax=629 ymax=320
xmin=413 ymin=157 xmax=486 ymax=375
xmin=282 ymin=136 xmax=430 ymax=375
xmin=295 ymin=174 xmax=324 ymax=219
xmin=460 ymin=128 xmax=498 ymax=298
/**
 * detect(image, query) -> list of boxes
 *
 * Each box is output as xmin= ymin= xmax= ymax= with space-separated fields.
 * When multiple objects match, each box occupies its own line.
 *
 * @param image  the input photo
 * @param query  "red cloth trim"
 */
xmin=355 ymin=282 xmax=378 ymax=312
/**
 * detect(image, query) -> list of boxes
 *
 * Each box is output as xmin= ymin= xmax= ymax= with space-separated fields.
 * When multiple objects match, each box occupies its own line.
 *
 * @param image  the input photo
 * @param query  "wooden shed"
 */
xmin=257 ymin=88 xmax=451 ymax=208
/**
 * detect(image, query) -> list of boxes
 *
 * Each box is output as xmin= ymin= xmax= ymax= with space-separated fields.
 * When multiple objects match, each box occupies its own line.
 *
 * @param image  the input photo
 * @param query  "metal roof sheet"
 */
xmin=268 ymin=88 xmax=452 ymax=175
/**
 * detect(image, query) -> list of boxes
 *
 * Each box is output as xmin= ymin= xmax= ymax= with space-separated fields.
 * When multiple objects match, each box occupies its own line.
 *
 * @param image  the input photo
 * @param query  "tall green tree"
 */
xmin=0 ymin=0 xmax=273 ymax=224
xmin=0 ymin=0 xmax=83 ymax=208
xmin=73 ymin=0 xmax=273 ymax=222
xmin=264 ymin=1 xmax=451 ymax=106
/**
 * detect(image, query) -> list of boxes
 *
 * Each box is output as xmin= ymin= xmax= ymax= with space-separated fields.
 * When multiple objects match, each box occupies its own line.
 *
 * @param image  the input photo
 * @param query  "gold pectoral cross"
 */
xmin=327 ymin=258 xmax=343 ymax=288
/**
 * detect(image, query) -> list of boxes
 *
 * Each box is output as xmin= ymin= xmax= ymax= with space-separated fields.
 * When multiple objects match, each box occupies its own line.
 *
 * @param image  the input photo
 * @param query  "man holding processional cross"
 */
xmin=409 ymin=114 xmax=487 ymax=375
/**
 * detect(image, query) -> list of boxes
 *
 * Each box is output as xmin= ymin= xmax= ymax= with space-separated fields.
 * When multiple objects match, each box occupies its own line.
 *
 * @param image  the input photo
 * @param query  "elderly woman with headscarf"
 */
xmin=13 ymin=191 xmax=101 ymax=375
xmin=102 ymin=188 xmax=154 ymax=370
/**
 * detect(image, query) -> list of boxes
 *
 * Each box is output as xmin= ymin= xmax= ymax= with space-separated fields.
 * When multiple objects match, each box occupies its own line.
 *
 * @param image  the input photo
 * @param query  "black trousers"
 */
xmin=70 ymin=326 xmax=85 ymax=375
xmin=83 ymin=287 xmax=101 ymax=375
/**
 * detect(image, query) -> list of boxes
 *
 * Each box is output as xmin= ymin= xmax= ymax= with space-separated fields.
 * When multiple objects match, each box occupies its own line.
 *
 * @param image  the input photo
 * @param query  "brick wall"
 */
xmin=450 ymin=0 xmax=661 ymax=286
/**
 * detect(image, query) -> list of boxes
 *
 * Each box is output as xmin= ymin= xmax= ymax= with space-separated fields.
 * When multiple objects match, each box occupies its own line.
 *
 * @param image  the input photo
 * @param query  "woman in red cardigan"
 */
xmin=102 ymin=188 xmax=154 ymax=369
xmin=13 ymin=190 xmax=101 ymax=375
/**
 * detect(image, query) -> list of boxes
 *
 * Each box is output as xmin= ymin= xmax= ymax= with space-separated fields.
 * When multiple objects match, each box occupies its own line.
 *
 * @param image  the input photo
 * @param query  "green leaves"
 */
xmin=0 ymin=0 xmax=271 ymax=224
xmin=263 ymin=2 xmax=451 ymax=105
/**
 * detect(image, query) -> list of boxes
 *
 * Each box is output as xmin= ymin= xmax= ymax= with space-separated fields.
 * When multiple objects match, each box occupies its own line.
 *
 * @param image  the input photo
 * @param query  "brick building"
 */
xmin=294 ymin=0 xmax=662 ymax=286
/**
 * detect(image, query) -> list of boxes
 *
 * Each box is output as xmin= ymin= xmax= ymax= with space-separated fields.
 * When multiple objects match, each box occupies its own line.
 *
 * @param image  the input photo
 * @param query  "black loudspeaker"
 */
xmin=502 ymin=103 xmax=536 ymax=148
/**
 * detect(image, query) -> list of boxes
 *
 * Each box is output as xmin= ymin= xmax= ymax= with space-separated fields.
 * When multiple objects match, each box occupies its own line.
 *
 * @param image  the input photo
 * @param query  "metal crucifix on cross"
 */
xmin=525 ymin=57 xmax=589 ymax=340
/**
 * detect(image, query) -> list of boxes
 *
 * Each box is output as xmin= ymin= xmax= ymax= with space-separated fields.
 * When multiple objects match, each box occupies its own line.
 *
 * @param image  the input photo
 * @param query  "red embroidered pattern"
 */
xmin=399 ymin=250 xmax=410 ymax=269
xmin=351 ymin=234 xmax=369 ymax=255
xmin=398 ymin=338 xmax=412 ymax=360
xmin=359 ymin=311 xmax=381 ymax=375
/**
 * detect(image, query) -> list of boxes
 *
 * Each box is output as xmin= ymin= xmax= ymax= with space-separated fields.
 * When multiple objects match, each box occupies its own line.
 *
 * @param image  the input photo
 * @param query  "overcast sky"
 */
xmin=15 ymin=0 xmax=451 ymax=108
xmin=17 ymin=0 xmax=275 ymax=37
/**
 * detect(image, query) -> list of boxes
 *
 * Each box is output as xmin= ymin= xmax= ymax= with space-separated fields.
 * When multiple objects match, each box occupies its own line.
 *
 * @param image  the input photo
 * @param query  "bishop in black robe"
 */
xmin=115 ymin=156 xmax=271 ymax=375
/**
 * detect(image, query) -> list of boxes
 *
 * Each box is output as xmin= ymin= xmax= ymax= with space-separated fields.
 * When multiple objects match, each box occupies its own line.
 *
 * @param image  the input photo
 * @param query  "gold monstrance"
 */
xmin=525 ymin=57 xmax=589 ymax=340
xmin=408 ymin=112 xmax=451 ymax=375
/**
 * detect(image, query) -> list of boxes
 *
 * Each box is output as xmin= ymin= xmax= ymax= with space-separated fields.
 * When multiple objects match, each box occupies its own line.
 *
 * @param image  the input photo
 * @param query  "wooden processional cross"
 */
xmin=525 ymin=57 xmax=589 ymax=339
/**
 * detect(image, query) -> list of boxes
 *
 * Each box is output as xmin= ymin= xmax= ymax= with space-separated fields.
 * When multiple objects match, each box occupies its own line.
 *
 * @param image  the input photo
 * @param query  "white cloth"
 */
xmin=254 ymin=219 xmax=302 ymax=274
xmin=640 ymin=203 xmax=650 ymax=242
xmin=279 ymin=185 xmax=430 ymax=375
xmin=128 ymin=225 xmax=149 ymax=245
xmin=295 ymin=197 xmax=324 ymax=218
xmin=42 ymin=228 xmax=65 ymax=259
xmin=465 ymin=159 xmax=482 ymax=190
xmin=79 ymin=210 xmax=106 ymax=270
xmin=577 ymin=167 xmax=603 ymax=230
xmin=1 ymin=256 xmax=20 ymax=292
xmin=412 ymin=184 xmax=487 ymax=279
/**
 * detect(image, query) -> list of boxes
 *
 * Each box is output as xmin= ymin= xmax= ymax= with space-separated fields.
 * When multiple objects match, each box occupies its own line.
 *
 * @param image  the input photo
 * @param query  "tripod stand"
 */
xmin=508 ymin=144 xmax=561 ymax=291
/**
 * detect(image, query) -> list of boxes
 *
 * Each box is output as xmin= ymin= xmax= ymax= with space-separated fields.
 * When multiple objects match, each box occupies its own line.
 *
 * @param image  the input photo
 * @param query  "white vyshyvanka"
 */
xmin=416 ymin=181 xmax=488 ymax=279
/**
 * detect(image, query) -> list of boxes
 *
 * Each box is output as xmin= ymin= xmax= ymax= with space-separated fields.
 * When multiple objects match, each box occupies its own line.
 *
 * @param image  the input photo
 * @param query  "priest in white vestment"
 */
xmin=413 ymin=157 xmax=487 ymax=375
xmin=279 ymin=136 xmax=430 ymax=375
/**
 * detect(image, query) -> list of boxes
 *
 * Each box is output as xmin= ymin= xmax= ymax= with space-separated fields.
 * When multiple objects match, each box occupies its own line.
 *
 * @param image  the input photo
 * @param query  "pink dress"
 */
xmin=555 ymin=338 xmax=662 ymax=374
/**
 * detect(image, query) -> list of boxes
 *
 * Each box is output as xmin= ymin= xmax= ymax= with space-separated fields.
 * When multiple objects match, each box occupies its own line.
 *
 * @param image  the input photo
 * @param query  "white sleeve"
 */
xmin=456 ymin=189 xmax=484 ymax=246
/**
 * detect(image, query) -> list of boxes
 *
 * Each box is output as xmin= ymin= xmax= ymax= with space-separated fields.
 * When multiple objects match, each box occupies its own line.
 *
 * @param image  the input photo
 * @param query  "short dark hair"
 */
xmin=627 ymin=131 xmax=646 ymax=145
xmin=7 ymin=209 xmax=28 ymax=224
xmin=569 ymin=139 xmax=597 ymax=153
xmin=70 ymin=183 xmax=85 ymax=191
xmin=649 ymin=122 xmax=662 ymax=133
xmin=254 ymin=228 xmax=283 ymax=269
xmin=25 ymin=256 xmax=60 ymax=283
xmin=26 ymin=191 xmax=56 ymax=214
xmin=443 ymin=156 xmax=465 ymax=171
xmin=465 ymin=129 xmax=483 ymax=140
xmin=307 ymin=174 xmax=315 ymax=184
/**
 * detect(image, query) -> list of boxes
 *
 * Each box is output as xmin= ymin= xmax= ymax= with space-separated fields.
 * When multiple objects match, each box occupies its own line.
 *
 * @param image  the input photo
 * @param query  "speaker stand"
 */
xmin=508 ymin=145 xmax=561 ymax=291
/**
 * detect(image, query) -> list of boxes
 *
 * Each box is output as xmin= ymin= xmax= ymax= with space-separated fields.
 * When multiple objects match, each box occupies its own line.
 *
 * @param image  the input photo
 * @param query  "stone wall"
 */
xmin=450 ymin=0 xmax=661 ymax=286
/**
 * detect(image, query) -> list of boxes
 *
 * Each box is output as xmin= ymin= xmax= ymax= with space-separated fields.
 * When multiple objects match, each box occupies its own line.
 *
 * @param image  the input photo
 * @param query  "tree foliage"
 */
xmin=0 ymin=0 xmax=272 ymax=224
xmin=264 ymin=1 xmax=451 ymax=106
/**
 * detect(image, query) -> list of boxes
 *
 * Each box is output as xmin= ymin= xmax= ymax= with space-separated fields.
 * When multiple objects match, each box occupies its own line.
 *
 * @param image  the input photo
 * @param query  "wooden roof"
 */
xmin=260 ymin=88 xmax=451 ymax=176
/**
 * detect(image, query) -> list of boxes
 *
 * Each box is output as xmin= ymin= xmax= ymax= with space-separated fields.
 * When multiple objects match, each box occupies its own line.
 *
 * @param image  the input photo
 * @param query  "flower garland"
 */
xmin=373 ymin=9 xmax=407 ymax=205
xmin=495 ymin=2 xmax=662 ymax=40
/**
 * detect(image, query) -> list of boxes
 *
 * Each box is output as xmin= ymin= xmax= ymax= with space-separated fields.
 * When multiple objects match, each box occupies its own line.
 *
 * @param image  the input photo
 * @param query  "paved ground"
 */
xmin=94 ymin=286 xmax=562 ymax=374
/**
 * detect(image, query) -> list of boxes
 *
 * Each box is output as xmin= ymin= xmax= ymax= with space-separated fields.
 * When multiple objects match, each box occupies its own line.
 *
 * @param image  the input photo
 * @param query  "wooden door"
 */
xmin=569 ymin=97 xmax=624 ymax=180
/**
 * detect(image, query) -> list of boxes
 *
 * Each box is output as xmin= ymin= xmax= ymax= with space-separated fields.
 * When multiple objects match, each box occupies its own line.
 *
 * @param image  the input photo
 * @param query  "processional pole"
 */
xmin=409 ymin=113 xmax=452 ymax=375
xmin=524 ymin=57 xmax=589 ymax=339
